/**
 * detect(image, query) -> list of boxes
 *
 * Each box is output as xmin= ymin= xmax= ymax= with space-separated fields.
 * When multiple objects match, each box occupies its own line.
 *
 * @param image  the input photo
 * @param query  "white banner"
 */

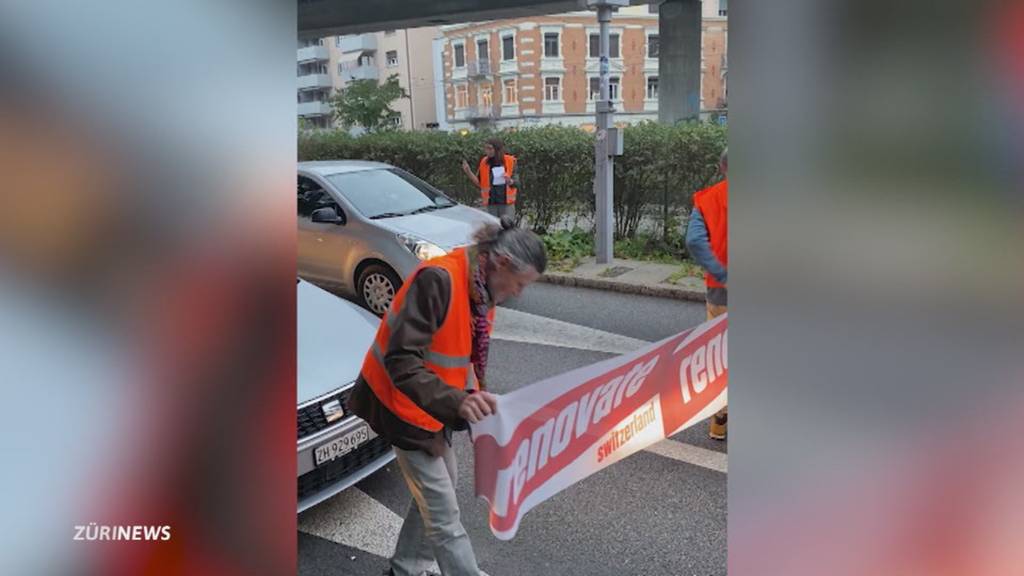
xmin=471 ymin=314 xmax=728 ymax=540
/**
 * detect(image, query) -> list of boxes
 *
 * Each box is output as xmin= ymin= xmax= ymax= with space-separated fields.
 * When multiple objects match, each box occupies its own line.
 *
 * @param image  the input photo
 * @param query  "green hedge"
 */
xmin=298 ymin=122 xmax=726 ymax=239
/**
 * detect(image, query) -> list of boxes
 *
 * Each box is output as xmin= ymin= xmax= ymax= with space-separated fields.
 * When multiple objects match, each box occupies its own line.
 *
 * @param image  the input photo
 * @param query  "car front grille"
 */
xmin=297 ymin=435 xmax=393 ymax=501
xmin=298 ymin=386 xmax=355 ymax=440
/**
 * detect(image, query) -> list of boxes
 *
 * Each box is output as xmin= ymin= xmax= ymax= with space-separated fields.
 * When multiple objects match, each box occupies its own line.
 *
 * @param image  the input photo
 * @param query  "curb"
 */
xmin=538 ymin=273 xmax=706 ymax=302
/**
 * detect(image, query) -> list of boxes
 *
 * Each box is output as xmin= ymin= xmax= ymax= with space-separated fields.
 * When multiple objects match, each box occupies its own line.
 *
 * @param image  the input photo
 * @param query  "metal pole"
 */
xmin=594 ymin=4 xmax=614 ymax=264
xmin=405 ymin=29 xmax=415 ymax=129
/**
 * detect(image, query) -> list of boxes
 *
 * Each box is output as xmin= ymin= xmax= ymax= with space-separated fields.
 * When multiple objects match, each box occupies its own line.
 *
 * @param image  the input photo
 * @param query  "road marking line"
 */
xmin=643 ymin=439 xmax=728 ymax=473
xmin=298 ymin=487 xmax=402 ymax=558
xmin=492 ymin=307 xmax=649 ymax=355
xmin=299 ymin=488 xmax=443 ymax=572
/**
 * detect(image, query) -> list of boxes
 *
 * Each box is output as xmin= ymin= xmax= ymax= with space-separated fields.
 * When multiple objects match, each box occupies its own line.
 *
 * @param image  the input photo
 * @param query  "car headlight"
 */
xmin=398 ymin=234 xmax=447 ymax=261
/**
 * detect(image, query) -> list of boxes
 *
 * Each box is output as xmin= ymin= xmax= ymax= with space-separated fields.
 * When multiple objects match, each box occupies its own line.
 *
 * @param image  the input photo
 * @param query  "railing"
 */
xmin=467 ymin=59 xmax=492 ymax=78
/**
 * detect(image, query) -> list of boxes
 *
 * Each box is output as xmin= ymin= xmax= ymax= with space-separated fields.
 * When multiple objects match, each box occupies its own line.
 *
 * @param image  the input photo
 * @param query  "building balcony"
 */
xmin=467 ymin=59 xmax=492 ymax=79
xmin=298 ymin=101 xmax=333 ymax=117
xmin=297 ymin=45 xmax=330 ymax=63
xmin=340 ymin=64 xmax=379 ymax=83
xmin=538 ymin=57 xmax=564 ymax=73
xmin=499 ymin=60 xmax=518 ymax=75
xmin=338 ymin=34 xmax=377 ymax=53
xmin=467 ymin=105 xmax=498 ymax=121
xmin=297 ymin=74 xmax=333 ymax=91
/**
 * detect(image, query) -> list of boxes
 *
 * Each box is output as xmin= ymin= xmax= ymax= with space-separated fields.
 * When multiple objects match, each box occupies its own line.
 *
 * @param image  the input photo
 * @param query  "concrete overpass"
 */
xmin=298 ymin=0 xmax=702 ymax=123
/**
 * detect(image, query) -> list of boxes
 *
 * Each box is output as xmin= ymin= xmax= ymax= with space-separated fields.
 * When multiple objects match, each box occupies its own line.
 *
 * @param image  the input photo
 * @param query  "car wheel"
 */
xmin=357 ymin=264 xmax=402 ymax=316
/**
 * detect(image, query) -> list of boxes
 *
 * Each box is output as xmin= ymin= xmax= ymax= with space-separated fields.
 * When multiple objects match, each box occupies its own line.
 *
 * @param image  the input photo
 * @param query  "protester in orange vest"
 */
xmin=461 ymin=138 xmax=518 ymax=220
xmin=348 ymin=217 xmax=546 ymax=576
xmin=686 ymin=148 xmax=729 ymax=440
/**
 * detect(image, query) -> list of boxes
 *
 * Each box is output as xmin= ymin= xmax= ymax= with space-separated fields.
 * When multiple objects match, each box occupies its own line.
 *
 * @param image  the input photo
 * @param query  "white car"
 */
xmin=297 ymin=279 xmax=395 ymax=512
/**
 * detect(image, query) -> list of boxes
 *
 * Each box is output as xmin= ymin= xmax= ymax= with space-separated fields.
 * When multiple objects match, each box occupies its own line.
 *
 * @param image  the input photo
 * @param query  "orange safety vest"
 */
xmin=478 ymin=154 xmax=518 ymax=205
xmin=692 ymin=179 xmax=728 ymax=289
xmin=359 ymin=248 xmax=496 ymax=431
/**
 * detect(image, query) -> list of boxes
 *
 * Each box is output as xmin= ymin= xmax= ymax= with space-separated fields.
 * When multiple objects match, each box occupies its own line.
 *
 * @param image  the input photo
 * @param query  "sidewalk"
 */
xmin=539 ymin=257 xmax=706 ymax=302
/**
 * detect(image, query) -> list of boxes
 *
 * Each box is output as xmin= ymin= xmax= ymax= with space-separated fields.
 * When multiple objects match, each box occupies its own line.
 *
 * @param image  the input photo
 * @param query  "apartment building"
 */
xmin=297 ymin=28 xmax=440 ymax=131
xmin=436 ymin=5 xmax=727 ymax=131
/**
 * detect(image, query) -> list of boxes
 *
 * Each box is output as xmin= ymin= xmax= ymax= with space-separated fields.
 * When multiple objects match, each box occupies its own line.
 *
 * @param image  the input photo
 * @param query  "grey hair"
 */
xmin=473 ymin=216 xmax=548 ymax=274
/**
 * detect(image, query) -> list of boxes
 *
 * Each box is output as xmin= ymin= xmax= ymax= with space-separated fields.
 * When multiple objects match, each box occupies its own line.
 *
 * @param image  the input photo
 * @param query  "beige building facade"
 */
xmin=297 ymin=28 xmax=440 ymax=131
xmin=436 ymin=6 xmax=727 ymax=131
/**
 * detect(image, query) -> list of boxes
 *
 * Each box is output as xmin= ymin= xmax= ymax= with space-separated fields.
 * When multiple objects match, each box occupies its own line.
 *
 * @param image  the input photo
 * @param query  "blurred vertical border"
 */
xmin=0 ymin=2 xmax=297 ymax=575
xmin=730 ymin=0 xmax=1024 ymax=574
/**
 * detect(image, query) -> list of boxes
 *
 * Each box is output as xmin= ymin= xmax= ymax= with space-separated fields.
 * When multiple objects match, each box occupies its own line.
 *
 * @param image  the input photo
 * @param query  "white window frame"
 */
xmin=587 ymin=29 xmax=622 ymax=60
xmin=646 ymin=31 xmax=660 ymax=59
xmin=499 ymin=30 xmax=518 ymax=75
xmin=502 ymin=78 xmax=518 ymax=105
xmin=479 ymin=84 xmax=493 ymax=108
xmin=542 ymin=30 xmax=561 ymax=59
xmin=386 ymin=50 xmax=399 ymax=67
xmin=476 ymin=36 xmax=490 ymax=63
xmin=645 ymin=75 xmax=659 ymax=100
xmin=538 ymin=25 xmax=565 ymax=74
xmin=454 ymin=83 xmax=469 ymax=109
xmin=644 ymin=28 xmax=660 ymax=74
xmin=588 ymin=75 xmax=622 ymax=101
xmin=452 ymin=40 xmax=467 ymax=69
xmin=541 ymin=74 xmax=564 ymax=114
xmin=500 ymin=30 xmax=516 ymax=62
xmin=543 ymin=76 xmax=562 ymax=102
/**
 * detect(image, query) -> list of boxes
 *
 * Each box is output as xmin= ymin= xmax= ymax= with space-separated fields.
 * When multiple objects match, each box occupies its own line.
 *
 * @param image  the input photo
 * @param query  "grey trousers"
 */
xmin=486 ymin=203 xmax=514 ymax=220
xmin=390 ymin=444 xmax=482 ymax=576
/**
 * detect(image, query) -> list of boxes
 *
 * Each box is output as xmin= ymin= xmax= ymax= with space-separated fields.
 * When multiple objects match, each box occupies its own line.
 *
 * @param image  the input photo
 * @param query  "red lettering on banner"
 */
xmin=476 ymin=356 xmax=661 ymax=527
xmin=663 ymin=327 xmax=728 ymax=435
xmin=474 ymin=316 xmax=727 ymax=538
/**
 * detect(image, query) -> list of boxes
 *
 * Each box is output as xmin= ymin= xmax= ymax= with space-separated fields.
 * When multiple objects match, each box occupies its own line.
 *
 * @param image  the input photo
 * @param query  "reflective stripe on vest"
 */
xmin=692 ymin=179 xmax=728 ymax=289
xmin=358 ymin=247 xmax=492 ymax=431
xmin=478 ymin=155 xmax=518 ymax=205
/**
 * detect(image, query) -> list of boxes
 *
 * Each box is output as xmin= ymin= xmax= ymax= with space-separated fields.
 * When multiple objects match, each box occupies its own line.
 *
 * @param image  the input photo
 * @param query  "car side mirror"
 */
xmin=311 ymin=206 xmax=345 ymax=225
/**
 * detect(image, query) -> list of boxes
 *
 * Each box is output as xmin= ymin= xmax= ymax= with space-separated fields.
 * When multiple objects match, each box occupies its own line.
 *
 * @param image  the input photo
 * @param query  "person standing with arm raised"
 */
xmin=462 ymin=138 xmax=518 ymax=220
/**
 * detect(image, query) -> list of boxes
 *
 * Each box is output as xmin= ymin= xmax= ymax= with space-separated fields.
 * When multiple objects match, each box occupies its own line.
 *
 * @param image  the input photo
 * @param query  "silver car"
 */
xmin=298 ymin=161 xmax=498 ymax=315
xmin=297 ymin=279 xmax=394 ymax=512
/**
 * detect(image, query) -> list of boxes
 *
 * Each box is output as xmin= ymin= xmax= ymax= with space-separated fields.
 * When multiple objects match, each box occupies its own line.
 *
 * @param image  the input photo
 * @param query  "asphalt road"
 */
xmin=299 ymin=284 xmax=726 ymax=576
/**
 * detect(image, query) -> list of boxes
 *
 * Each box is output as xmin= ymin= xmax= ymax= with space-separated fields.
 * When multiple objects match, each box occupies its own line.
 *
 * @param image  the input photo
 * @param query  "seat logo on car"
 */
xmin=322 ymin=399 xmax=344 ymax=423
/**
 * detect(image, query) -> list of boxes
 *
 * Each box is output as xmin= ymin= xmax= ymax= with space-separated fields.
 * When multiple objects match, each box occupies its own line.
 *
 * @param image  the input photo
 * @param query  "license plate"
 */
xmin=314 ymin=425 xmax=370 ymax=466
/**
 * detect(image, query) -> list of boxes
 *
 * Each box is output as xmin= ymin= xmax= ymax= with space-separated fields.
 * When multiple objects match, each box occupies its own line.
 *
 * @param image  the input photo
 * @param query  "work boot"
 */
xmin=708 ymin=408 xmax=727 ymax=440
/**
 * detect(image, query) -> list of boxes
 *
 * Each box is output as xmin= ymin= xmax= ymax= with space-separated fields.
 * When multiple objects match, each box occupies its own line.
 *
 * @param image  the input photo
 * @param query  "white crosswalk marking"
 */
xmin=643 ymin=439 xmax=728 ymax=473
xmin=492 ymin=307 xmax=648 ymax=354
xmin=298 ymin=487 xmax=402 ymax=558
xmin=299 ymin=487 xmax=441 ymax=572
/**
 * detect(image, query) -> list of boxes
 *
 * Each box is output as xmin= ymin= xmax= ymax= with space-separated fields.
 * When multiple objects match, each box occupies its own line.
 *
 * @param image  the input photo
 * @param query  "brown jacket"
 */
xmin=346 ymin=267 xmax=473 ymax=456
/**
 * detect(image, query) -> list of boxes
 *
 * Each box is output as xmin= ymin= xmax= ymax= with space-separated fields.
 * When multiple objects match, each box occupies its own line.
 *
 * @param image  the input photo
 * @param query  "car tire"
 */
xmin=357 ymin=263 xmax=402 ymax=317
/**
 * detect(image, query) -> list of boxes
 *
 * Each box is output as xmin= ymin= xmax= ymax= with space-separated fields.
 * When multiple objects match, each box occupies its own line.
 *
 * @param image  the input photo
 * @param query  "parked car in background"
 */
xmin=297 ymin=161 xmax=497 ymax=315
xmin=297 ymin=279 xmax=394 ymax=512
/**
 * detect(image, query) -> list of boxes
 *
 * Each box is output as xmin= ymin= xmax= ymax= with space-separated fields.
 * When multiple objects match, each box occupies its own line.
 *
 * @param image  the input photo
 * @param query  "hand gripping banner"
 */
xmin=471 ymin=313 xmax=728 ymax=540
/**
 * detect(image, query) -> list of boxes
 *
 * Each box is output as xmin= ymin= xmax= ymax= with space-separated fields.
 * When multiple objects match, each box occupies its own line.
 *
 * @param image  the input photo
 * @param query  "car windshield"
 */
xmin=325 ymin=168 xmax=456 ymax=219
